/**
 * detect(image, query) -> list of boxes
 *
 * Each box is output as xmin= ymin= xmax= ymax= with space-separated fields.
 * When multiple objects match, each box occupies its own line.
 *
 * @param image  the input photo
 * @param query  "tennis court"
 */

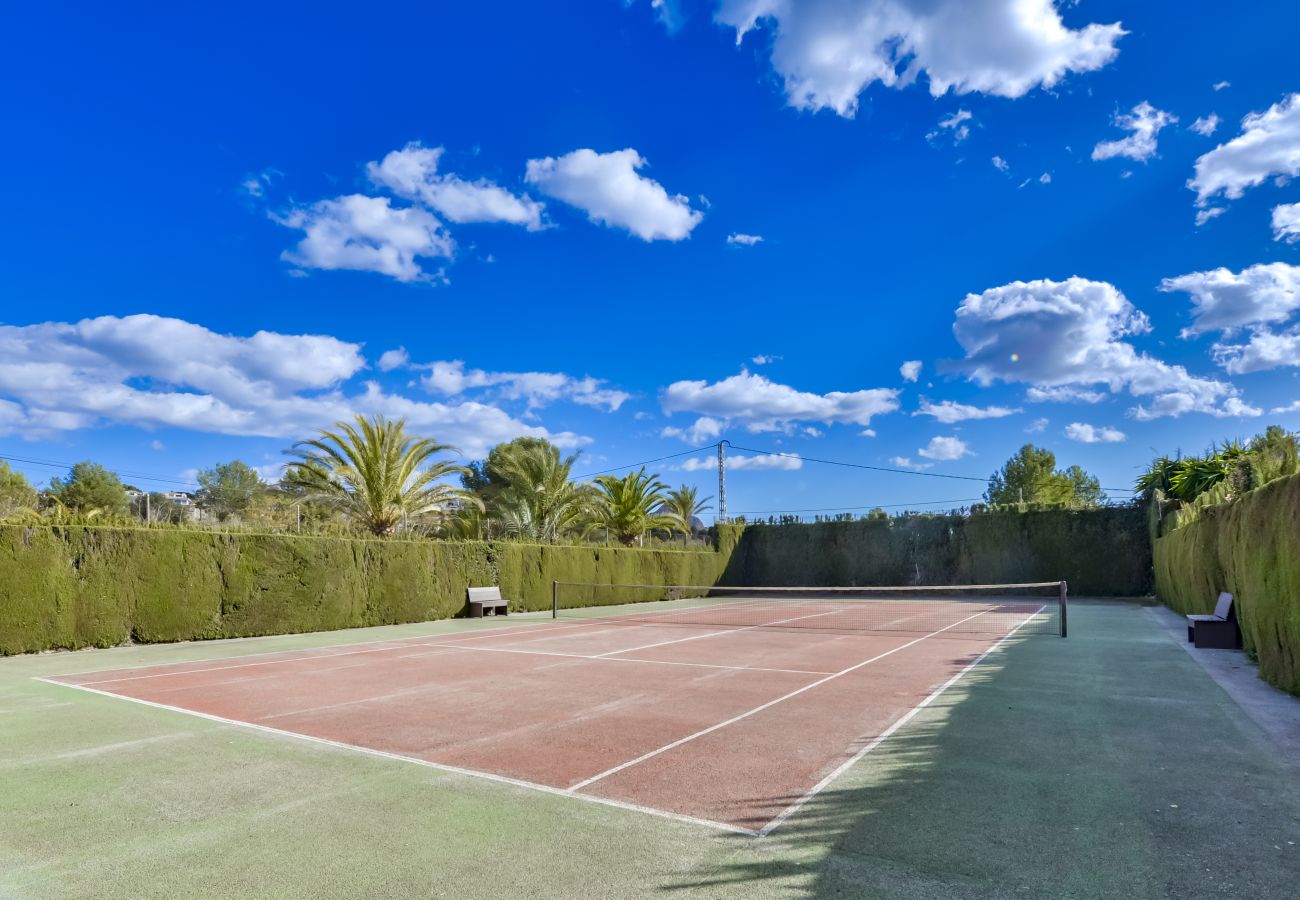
xmin=39 ymin=582 xmax=1064 ymax=835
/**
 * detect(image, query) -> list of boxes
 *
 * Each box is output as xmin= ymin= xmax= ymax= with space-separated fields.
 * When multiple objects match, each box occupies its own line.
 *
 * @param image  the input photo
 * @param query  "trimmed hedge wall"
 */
xmin=0 ymin=526 xmax=734 ymax=655
xmin=1154 ymin=473 xmax=1300 ymax=694
xmin=724 ymin=507 xmax=1151 ymax=597
xmin=1 ymin=510 xmax=1150 ymax=657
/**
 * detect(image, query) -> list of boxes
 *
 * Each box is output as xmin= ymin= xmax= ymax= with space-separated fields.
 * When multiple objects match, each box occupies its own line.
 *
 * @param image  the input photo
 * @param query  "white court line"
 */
xmin=567 ymin=607 xmax=993 ymax=791
xmin=56 ymin=620 xmax=628 ymax=687
xmin=419 ymin=641 xmax=834 ymax=676
xmin=33 ymin=677 xmax=757 ymax=837
xmin=756 ymin=604 xmax=1046 ymax=837
xmin=591 ymin=607 xmax=849 ymax=658
xmin=41 ymin=617 xmax=594 ymax=683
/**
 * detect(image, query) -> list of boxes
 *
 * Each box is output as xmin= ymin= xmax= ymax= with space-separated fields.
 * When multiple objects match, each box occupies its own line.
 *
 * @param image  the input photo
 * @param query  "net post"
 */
xmin=1059 ymin=580 xmax=1068 ymax=638
xmin=552 ymin=581 xmax=559 ymax=619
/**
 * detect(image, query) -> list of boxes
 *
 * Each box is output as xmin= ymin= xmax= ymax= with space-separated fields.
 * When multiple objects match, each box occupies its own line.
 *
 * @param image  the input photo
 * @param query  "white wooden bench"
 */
xmin=467 ymin=586 xmax=509 ymax=618
xmin=1186 ymin=591 xmax=1240 ymax=649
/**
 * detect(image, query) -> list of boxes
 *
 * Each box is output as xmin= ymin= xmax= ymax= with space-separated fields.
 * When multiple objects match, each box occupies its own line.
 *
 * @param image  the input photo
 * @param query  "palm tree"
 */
xmin=284 ymin=414 xmax=480 ymax=536
xmin=491 ymin=442 xmax=596 ymax=542
xmin=589 ymin=468 xmax=678 ymax=546
xmin=663 ymin=484 xmax=713 ymax=544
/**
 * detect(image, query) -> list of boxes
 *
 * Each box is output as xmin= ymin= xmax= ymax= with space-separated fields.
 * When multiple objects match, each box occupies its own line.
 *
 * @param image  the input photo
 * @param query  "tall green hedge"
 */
xmin=724 ymin=507 xmax=1151 ymax=597
xmin=0 ymin=526 xmax=730 ymax=655
xmin=1154 ymin=473 xmax=1300 ymax=694
xmin=0 ymin=510 xmax=1149 ymax=657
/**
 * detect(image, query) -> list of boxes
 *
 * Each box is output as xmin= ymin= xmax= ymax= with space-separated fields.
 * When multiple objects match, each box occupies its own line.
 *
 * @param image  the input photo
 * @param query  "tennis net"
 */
xmin=552 ymin=581 xmax=1067 ymax=638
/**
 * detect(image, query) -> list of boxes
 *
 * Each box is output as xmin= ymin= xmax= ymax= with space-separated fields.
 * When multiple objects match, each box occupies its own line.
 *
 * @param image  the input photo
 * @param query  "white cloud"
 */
xmin=949 ymin=276 xmax=1248 ymax=420
xmin=1273 ymin=203 xmax=1300 ymax=243
xmin=914 ymin=398 xmax=1020 ymax=423
xmin=149 ymin=439 xmax=165 ymax=451
xmin=1026 ymin=385 xmax=1107 ymax=403
xmin=727 ymin=233 xmax=764 ymax=246
xmin=715 ymin=0 xmax=1123 ymax=116
xmin=1189 ymin=93 xmax=1300 ymax=204
xmin=681 ymin=453 xmax=802 ymax=471
xmin=0 ymin=315 xmax=584 ymax=455
xmin=860 ymin=428 xmax=876 ymax=437
xmin=1159 ymin=262 xmax=1300 ymax=336
xmin=366 ymin=142 xmax=544 ymax=230
xmin=1213 ymin=81 xmax=1231 ymax=92
xmin=1064 ymin=422 xmax=1126 ymax=443
xmin=1039 ymin=172 xmax=1052 ymax=184
xmin=752 ymin=354 xmax=781 ymax=365
xmin=900 ymin=360 xmax=922 ymax=382
xmin=1092 ymin=102 xmax=1177 ymax=163
xmin=377 ymin=347 xmax=410 ymax=371
xmin=1195 ymin=206 xmax=1226 ymax=227
xmin=1211 ymin=328 xmax=1300 ymax=375
xmin=1272 ymin=400 xmax=1300 ymax=414
xmin=917 ymin=435 xmax=971 ymax=461
xmin=662 ymin=370 xmax=899 ymax=432
xmin=420 ymin=360 xmax=629 ymax=411
xmin=661 ymin=416 xmax=723 ymax=444
xmin=928 ymin=108 xmax=972 ymax=144
xmin=890 ymin=456 xmax=933 ymax=471
xmin=524 ymin=148 xmax=702 ymax=241
xmin=1026 ymin=417 xmax=1049 ymax=433
xmin=992 ymin=155 xmax=1010 ymax=172
xmin=1189 ymin=114 xmax=1220 ymax=137
xmin=273 ymin=195 xmax=453 ymax=283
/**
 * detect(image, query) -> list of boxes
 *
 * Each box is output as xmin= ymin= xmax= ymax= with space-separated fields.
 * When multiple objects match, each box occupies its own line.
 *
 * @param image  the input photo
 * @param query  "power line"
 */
xmin=729 ymin=497 xmax=984 ymax=515
xmin=574 ymin=444 xmax=716 ymax=480
xmin=0 ymin=453 xmax=199 ymax=488
xmin=726 ymin=441 xmax=1138 ymax=493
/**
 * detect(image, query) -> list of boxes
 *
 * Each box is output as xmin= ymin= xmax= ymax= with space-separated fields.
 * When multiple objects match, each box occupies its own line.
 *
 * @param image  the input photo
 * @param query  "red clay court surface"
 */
xmin=40 ymin=599 xmax=1048 ymax=835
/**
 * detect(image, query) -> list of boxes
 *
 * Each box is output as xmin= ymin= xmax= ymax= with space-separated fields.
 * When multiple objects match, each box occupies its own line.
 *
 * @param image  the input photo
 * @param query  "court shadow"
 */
xmin=658 ymin=602 xmax=1300 ymax=898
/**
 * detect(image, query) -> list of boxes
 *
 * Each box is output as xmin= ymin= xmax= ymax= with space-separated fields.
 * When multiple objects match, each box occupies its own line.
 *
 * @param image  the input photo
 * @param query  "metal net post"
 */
xmin=1059 ymin=580 xmax=1068 ymax=638
xmin=552 ymin=581 xmax=559 ymax=619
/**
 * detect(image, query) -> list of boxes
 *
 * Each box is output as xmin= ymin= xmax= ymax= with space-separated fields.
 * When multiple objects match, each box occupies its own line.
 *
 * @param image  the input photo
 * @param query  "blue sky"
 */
xmin=3 ymin=1 xmax=1300 ymax=518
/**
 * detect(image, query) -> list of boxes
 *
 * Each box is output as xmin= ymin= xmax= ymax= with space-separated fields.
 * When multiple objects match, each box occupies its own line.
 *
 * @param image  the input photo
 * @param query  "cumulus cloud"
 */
xmin=273 ymin=195 xmax=454 ymax=283
xmin=662 ymin=370 xmax=899 ymax=432
xmin=900 ymin=360 xmax=922 ymax=382
xmin=525 ymin=148 xmax=702 ymax=241
xmin=1273 ymin=203 xmax=1300 ymax=243
xmin=366 ymin=143 xmax=544 ymax=230
xmin=420 ymin=360 xmax=629 ymax=411
xmin=377 ymin=347 xmax=410 ymax=371
xmin=1065 ymin=422 xmax=1126 ymax=443
xmin=0 ymin=315 xmax=584 ymax=454
xmin=1189 ymin=114 xmax=1220 ymax=137
xmin=1272 ymin=400 xmax=1300 ymax=414
xmin=752 ymin=354 xmax=781 ymax=365
xmin=948 ymin=276 xmax=1250 ymax=420
xmin=914 ymin=398 xmax=1019 ymax=423
xmin=1189 ymin=93 xmax=1300 ymax=205
xmin=992 ymin=155 xmax=1010 ymax=172
xmin=1026 ymin=417 xmax=1049 ymax=433
xmin=917 ymin=435 xmax=971 ymax=461
xmin=681 ymin=452 xmax=802 ymax=471
xmin=1159 ymin=262 xmax=1300 ymax=336
xmin=715 ymin=0 xmax=1123 ymax=116
xmin=890 ymin=456 xmax=933 ymax=471
xmin=727 ymin=233 xmax=764 ymax=246
xmin=1092 ymin=102 xmax=1177 ymax=163
xmin=1211 ymin=328 xmax=1300 ymax=375
xmin=661 ymin=416 xmax=724 ymax=444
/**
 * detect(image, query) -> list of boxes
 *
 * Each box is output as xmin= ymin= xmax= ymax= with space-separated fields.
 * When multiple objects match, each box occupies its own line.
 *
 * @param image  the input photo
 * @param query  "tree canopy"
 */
xmin=196 ymin=460 xmax=266 ymax=521
xmin=985 ymin=445 xmax=1105 ymax=508
xmin=47 ymin=461 xmax=130 ymax=516
xmin=0 ymin=462 xmax=38 ymax=517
